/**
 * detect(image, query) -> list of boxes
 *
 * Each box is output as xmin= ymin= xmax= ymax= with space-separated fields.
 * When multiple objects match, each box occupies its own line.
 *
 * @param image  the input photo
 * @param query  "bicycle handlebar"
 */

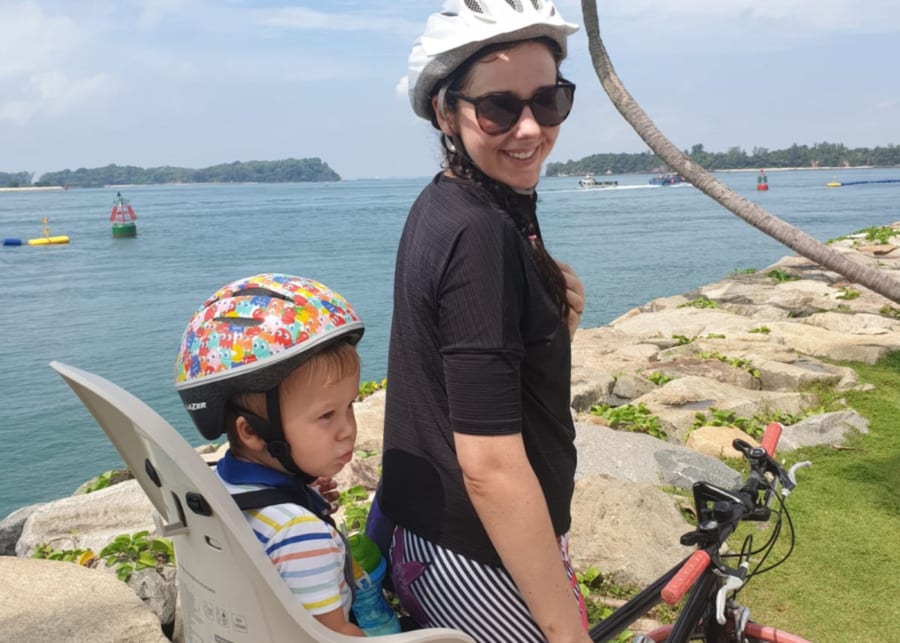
xmin=660 ymin=422 xmax=789 ymax=605
xmin=661 ymin=550 xmax=710 ymax=605
xmin=759 ymin=421 xmax=782 ymax=456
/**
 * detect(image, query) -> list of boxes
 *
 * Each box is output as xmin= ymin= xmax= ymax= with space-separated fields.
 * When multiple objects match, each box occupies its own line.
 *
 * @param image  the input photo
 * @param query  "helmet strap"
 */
xmin=232 ymin=389 xmax=316 ymax=484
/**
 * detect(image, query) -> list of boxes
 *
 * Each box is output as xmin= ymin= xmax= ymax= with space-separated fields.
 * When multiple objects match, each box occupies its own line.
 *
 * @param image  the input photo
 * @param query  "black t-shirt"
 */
xmin=378 ymin=173 xmax=577 ymax=568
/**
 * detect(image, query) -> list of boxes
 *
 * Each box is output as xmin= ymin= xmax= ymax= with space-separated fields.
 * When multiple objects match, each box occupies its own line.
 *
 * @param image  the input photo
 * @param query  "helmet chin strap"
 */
xmin=235 ymin=388 xmax=317 ymax=484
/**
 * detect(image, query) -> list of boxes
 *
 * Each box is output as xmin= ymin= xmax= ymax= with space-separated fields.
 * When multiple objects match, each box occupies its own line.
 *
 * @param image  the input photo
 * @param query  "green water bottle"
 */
xmin=348 ymin=533 xmax=401 ymax=636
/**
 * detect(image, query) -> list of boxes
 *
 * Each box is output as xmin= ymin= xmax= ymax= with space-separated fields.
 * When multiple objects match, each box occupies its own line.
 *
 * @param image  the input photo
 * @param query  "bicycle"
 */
xmin=588 ymin=422 xmax=812 ymax=642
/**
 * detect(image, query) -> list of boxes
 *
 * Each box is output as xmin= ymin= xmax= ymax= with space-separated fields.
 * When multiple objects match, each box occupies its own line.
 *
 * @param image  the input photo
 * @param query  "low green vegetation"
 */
xmin=835 ymin=286 xmax=861 ymax=300
xmin=83 ymin=470 xmax=116 ymax=493
xmin=730 ymin=267 xmax=758 ymax=275
xmin=690 ymin=407 xmax=804 ymax=440
xmin=749 ymin=325 xmax=770 ymax=334
xmin=766 ymin=268 xmax=799 ymax=283
xmin=694 ymin=350 xmax=760 ymax=378
xmin=33 ymin=530 xmax=175 ymax=582
xmin=881 ymin=305 xmax=900 ymax=319
xmin=589 ymin=402 xmax=667 ymax=440
xmin=647 ymin=371 xmax=673 ymax=386
xmin=677 ymin=296 xmax=720 ymax=309
xmin=828 ymin=225 xmax=898 ymax=246
xmin=338 ymin=484 xmax=371 ymax=534
xmin=99 ymin=531 xmax=175 ymax=582
xmin=358 ymin=379 xmax=387 ymax=400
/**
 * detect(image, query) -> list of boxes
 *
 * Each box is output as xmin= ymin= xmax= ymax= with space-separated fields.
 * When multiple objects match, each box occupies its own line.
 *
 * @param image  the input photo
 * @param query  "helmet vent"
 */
xmin=463 ymin=0 xmax=484 ymax=13
xmin=236 ymin=287 xmax=288 ymax=301
xmin=504 ymin=0 xmax=524 ymax=10
xmin=214 ymin=317 xmax=261 ymax=328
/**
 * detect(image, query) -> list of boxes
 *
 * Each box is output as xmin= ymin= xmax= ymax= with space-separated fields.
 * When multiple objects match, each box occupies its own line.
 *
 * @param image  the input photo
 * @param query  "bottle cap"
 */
xmin=348 ymin=532 xmax=382 ymax=574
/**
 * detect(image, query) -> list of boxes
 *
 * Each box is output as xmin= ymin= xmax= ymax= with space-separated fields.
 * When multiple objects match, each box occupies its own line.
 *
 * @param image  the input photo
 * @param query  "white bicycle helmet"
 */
xmin=407 ymin=0 xmax=579 ymax=120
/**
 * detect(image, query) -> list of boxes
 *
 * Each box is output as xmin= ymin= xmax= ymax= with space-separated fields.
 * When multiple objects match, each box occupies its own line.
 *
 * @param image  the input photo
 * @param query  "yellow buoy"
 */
xmin=28 ymin=235 xmax=70 ymax=246
xmin=826 ymin=181 xmax=842 ymax=188
xmin=27 ymin=216 xmax=70 ymax=245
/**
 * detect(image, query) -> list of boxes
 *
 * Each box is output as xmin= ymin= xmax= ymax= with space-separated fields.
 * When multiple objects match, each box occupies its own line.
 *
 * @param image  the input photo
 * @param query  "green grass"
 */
xmin=738 ymin=351 xmax=900 ymax=641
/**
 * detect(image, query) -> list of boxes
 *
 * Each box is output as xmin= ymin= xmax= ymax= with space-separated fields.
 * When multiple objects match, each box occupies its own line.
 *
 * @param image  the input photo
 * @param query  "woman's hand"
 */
xmin=311 ymin=476 xmax=340 ymax=514
xmin=556 ymin=260 xmax=584 ymax=341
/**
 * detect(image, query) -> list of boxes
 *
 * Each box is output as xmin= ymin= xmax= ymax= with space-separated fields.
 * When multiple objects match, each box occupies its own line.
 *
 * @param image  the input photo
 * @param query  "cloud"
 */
xmin=0 ymin=71 xmax=111 ymax=126
xmin=249 ymin=7 xmax=420 ymax=34
xmin=134 ymin=0 xmax=193 ymax=31
xmin=395 ymin=75 xmax=409 ymax=98
xmin=0 ymin=2 xmax=82 ymax=79
xmin=0 ymin=2 xmax=110 ymax=125
xmin=588 ymin=0 xmax=900 ymax=34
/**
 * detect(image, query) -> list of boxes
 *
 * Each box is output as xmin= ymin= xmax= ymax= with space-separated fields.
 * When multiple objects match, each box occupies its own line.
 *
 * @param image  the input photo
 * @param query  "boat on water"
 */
xmin=110 ymin=192 xmax=137 ymax=238
xmin=649 ymin=173 xmax=687 ymax=186
xmin=578 ymin=174 xmax=618 ymax=189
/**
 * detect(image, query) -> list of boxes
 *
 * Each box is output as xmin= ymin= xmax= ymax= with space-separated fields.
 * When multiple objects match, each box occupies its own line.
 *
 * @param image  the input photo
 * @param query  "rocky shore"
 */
xmin=2 ymin=223 xmax=898 ymax=641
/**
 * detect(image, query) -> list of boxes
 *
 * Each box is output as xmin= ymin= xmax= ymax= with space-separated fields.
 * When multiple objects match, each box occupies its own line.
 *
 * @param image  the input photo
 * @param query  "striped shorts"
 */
xmin=389 ymin=527 xmax=587 ymax=642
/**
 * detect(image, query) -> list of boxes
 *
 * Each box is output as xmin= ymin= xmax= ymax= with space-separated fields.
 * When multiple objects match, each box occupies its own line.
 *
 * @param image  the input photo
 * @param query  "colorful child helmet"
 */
xmin=407 ymin=0 xmax=579 ymax=120
xmin=175 ymin=273 xmax=364 ymax=441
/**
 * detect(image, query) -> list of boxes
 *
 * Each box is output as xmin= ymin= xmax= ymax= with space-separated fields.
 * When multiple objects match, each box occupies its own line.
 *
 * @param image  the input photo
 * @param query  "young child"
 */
xmin=174 ymin=273 xmax=365 ymax=637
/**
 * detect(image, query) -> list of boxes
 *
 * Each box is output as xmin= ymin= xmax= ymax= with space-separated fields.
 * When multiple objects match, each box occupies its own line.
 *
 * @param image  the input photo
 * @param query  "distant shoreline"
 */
xmin=714 ymin=166 xmax=877 ymax=173
xmin=1 ymin=165 xmax=895 ymax=190
xmin=0 ymin=186 xmax=66 ymax=193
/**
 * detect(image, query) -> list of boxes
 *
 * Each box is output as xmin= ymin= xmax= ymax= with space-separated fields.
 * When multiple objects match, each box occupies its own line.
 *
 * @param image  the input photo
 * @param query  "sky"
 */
xmin=2 ymin=0 xmax=899 ymax=181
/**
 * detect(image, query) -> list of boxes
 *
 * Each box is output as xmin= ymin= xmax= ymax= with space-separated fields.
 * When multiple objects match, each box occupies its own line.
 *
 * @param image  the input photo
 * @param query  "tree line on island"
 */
xmin=0 ymin=158 xmax=340 ymax=188
xmin=546 ymin=141 xmax=900 ymax=176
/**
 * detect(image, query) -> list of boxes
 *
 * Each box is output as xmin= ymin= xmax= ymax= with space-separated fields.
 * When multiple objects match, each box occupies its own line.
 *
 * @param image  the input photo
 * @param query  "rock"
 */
xmin=567 ymin=476 xmax=689 ymax=587
xmin=0 ymin=504 xmax=39 ymax=556
xmin=0 ymin=556 xmax=168 ymax=642
xmin=686 ymin=426 xmax=759 ymax=460
xmin=779 ymin=410 xmax=870 ymax=450
xmin=16 ymin=479 xmax=156 ymax=558
xmin=127 ymin=565 xmax=179 ymax=628
xmin=631 ymin=376 xmax=811 ymax=442
xmin=573 ymin=422 xmax=742 ymax=490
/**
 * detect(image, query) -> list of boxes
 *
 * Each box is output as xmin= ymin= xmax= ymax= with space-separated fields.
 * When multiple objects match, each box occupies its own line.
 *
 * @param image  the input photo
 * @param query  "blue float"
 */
xmin=3 ymin=238 xmax=23 ymax=247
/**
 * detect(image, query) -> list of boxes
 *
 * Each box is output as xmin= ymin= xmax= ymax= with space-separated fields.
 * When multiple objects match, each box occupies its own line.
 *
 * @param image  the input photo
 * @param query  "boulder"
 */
xmin=16 ymin=479 xmax=155 ymax=558
xmin=0 ymin=556 xmax=168 ymax=642
xmin=568 ymin=476 xmax=689 ymax=587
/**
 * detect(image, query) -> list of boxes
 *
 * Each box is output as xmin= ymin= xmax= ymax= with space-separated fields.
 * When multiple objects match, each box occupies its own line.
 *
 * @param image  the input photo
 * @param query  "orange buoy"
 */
xmin=757 ymin=169 xmax=769 ymax=191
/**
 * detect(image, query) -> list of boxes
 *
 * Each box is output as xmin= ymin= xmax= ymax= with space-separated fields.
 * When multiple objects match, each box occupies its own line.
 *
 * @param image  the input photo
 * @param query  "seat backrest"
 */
xmin=51 ymin=361 xmax=473 ymax=643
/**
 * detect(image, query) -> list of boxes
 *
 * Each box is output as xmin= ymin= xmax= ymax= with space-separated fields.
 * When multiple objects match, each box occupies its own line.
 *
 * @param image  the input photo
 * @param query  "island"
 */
xmin=0 ymin=158 xmax=340 ymax=189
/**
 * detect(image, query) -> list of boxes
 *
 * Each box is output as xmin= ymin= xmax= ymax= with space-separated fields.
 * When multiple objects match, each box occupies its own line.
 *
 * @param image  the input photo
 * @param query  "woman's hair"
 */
xmin=430 ymin=37 xmax=570 ymax=320
xmin=225 ymin=341 xmax=360 ymax=453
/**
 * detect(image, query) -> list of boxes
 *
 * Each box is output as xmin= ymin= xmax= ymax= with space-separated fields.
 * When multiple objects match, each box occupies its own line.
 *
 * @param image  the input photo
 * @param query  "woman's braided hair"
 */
xmin=430 ymin=37 xmax=570 ymax=320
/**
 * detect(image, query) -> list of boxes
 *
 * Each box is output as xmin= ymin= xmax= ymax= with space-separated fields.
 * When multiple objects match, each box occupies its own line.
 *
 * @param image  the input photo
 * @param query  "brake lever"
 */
xmin=782 ymin=460 xmax=812 ymax=497
xmin=714 ymin=562 xmax=749 ymax=624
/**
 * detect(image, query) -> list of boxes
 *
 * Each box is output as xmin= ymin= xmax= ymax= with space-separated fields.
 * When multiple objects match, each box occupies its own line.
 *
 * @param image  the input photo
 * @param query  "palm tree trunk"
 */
xmin=579 ymin=1 xmax=900 ymax=304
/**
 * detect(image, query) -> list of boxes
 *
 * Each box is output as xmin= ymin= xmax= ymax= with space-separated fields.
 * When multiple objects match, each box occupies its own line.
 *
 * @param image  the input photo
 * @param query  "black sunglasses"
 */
xmin=447 ymin=80 xmax=576 ymax=135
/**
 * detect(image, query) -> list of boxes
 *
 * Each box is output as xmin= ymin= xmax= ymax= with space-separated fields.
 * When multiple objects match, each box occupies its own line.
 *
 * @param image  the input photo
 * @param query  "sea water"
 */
xmin=1 ymin=168 xmax=898 ymax=516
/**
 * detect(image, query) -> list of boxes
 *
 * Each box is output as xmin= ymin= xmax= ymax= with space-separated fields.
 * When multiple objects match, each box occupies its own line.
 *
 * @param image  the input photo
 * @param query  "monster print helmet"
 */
xmin=174 ymin=274 xmax=364 ymax=443
xmin=407 ymin=0 xmax=579 ymax=120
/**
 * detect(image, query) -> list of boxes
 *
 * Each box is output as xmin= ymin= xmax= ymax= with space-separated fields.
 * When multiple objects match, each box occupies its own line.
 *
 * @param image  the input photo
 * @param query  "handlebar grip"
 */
xmin=661 ymin=550 xmax=711 ymax=605
xmin=760 ymin=422 xmax=783 ymax=457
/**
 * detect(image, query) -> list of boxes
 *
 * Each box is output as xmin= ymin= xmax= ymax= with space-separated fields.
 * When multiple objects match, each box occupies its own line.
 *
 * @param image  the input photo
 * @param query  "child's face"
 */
xmin=280 ymin=366 xmax=359 ymax=478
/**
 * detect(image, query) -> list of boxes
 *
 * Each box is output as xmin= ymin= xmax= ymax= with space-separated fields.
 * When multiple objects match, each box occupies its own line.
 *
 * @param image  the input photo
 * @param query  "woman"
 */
xmin=375 ymin=1 xmax=589 ymax=641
